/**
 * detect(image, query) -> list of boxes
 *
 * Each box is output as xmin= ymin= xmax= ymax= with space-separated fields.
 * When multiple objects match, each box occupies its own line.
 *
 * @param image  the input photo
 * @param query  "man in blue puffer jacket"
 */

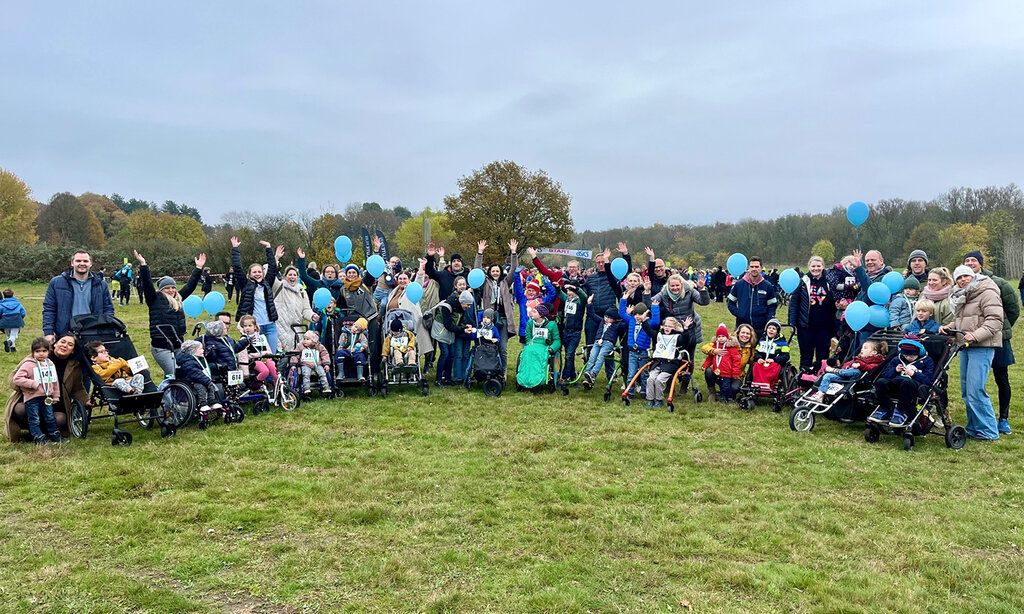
xmin=727 ymin=257 xmax=778 ymax=333
xmin=42 ymin=251 xmax=115 ymax=342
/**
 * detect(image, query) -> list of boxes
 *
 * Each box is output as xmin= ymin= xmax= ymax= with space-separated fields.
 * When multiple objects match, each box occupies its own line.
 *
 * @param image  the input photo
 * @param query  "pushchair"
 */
xmin=736 ymin=323 xmax=798 ymax=412
xmin=863 ymin=332 xmax=968 ymax=451
xmin=378 ymin=309 xmax=429 ymax=397
xmin=72 ymin=314 xmax=194 ymax=446
xmin=465 ymin=340 xmax=506 ymax=397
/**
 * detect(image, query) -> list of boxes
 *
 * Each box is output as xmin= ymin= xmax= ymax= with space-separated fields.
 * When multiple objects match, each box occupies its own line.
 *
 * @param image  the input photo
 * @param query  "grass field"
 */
xmin=1 ymin=282 xmax=1023 ymax=613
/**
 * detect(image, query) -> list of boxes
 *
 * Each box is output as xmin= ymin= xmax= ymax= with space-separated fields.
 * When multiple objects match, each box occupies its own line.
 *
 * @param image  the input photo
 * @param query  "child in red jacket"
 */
xmin=702 ymin=323 xmax=742 ymax=402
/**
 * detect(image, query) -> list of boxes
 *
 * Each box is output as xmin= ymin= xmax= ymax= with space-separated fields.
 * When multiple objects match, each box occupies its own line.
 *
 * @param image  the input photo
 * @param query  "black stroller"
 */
xmin=465 ymin=340 xmax=506 ymax=397
xmin=71 ymin=314 xmax=194 ymax=446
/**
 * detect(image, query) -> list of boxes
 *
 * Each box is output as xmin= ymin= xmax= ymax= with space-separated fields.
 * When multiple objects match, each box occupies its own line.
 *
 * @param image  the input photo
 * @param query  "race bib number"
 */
xmin=826 ymin=383 xmax=844 ymax=395
xmin=532 ymin=327 xmax=549 ymax=340
xmin=34 ymin=364 xmax=57 ymax=385
xmin=127 ymin=356 xmax=149 ymax=374
xmin=227 ymin=370 xmax=244 ymax=386
xmin=302 ymin=349 xmax=318 ymax=364
xmin=479 ymin=329 xmax=494 ymax=341
xmin=652 ymin=335 xmax=679 ymax=360
xmin=252 ymin=336 xmax=269 ymax=354
xmin=564 ymin=302 xmax=578 ymax=315
xmin=393 ymin=336 xmax=409 ymax=349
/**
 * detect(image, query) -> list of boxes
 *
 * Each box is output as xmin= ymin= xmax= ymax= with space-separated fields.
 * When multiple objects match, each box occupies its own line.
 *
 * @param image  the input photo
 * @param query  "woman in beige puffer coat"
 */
xmin=274 ymin=265 xmax=315 ymax=351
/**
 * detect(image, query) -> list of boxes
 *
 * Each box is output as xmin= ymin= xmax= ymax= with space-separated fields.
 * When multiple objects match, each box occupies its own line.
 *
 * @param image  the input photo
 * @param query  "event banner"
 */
xmin=536 ymin=247 xmax=593 ymax=260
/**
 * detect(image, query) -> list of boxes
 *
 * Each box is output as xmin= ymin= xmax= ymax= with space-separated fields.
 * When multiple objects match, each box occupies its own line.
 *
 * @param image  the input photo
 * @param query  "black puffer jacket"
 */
xmin=233 ymin=246 xmax=279 ymax=322
xmin=425 ymin=255 xmax=468 ymax=300
xmin=175 ymin=352 xmax=213 ymax=386
xmin=201 ymin=335 xmax=250 ymax=376
xmin=140 ymin=264 xmax=203 ymax=350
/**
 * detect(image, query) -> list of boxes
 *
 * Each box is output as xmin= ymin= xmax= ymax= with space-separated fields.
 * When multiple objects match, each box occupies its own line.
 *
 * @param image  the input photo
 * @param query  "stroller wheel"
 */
xmin=135 ymin=409 xmax=155 ymax=430
xmin=740 ymin=398 xmax=754 ymax=411
xmin=160 ymin=424 xmax=176 ymax=438
xmin=789 ymin=407 xmax=815 ymax=432
xmin=111 ymin=429 xmax=132 ymax=447
xmin=902 ymin=434 xmax=915 ymax=451
xmin=70 ymin=399 xmax=90 ymax=439
xmin=945 ymin=425 xmax=967 ymax=449
xmin=693 ymin=390 xmax=704 ymax=403
xmin=864 ymin=426 xmax=880 ymax=443
xmin=603 ymin=391 xmax=611 ymax=402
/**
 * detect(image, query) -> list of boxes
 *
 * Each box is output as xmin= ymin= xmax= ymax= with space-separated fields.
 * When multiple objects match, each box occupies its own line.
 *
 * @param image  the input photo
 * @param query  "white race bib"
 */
xmin=127 ymin=356 xmax=149 ymax=374
xmin=532 ymin=327 xmax=549 ymax=340
xmin=227 ymin=370 xmax=244 ymax=386
xmin=479 ymin=329 xmax=494 ymax=341
xmin=252 ymin=336 xmax=269 ymax=354
xmin=652 ymin=334 xmax=679 ymax=360
xmin=393 ymin=336 xmax=409 ymax=350
xmin=34 ymin=364 xmax=57 ymax=385
xmin=302 ymin=349 xmax=318 ymax=364
xmin=826 ymin=383 xmax=844 ymax=395
xmin=564 ymin=302 xmax=578 ymax=315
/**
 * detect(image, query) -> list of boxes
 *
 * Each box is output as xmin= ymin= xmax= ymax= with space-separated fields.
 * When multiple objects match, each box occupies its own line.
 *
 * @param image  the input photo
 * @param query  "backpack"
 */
xmin=430 ymin=302 xmax=454 ymax=344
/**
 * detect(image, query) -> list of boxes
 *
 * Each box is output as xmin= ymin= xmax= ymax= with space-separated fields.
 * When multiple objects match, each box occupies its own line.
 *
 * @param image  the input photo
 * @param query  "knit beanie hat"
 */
xmin=525 ymin=279 xmax=541 ymax=294
xmin=303 ymin=330 xmax=320 ymax=342
xmin=534 ymin=304 xmax=550 ymax=319
xmin=633 ymin=302 xmax=649 ymax=315
xmin=907 ymin=249 xmax=928 ymax=266
xmin=482 ymin=308 xmax=496 ymax=322
xmin=450 ymin=253 xmax=463 ymax=264
xmin=952 ymin=265 xmax=975 ymax=281
xmin=353 ymin=317 xmax=368 ymax=330
xmin=604 ymin=307 xmax=620 ymax=320
xmin=344 ymin=264 xmax=361 ymax=275
xmin=963 ymin=251 xmax=984 ymax=266
xmin=205 ymin=320 xmax=225 ymax=337
xmin=459 ymin=290 xmax=475 ymax=306
xmin=157 ymin=276 xmax=176 ymax=290
xmin=898 ymin=335 xmax=925 ymax=356
xmin=390 ymin=317 xmax=404 ymax=332
xmin=715 ymin=323 xmax=730 ymax=338
xmin=903 ymin=276 xmax=921 ymax=291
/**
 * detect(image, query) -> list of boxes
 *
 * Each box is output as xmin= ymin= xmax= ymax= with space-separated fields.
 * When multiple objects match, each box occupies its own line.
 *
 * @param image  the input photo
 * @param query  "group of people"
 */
xmin=4 ymin=237 xmax=1020 ymax=445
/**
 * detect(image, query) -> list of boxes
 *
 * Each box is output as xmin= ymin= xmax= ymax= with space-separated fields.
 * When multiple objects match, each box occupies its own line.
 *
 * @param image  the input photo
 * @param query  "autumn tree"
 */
xmin=36 ymin=192 xmax=105 ymax=247
xmin=935 ymin=223 xmax=989 ymax=270
xmin=0 ymin=168 xmax=38 ymax=245
xmin=79 ymin=192 xmax=129 ymax=238
xmin=811 ymin=239 xmax=835 ymax=264
xmin=113 ymin=209 xmax=205 ymax=248
xmin=443 ymin=160 xmax=573 ymax=260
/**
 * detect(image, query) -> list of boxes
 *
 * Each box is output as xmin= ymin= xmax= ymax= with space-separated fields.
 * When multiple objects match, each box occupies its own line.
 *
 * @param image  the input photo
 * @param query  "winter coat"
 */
xmin=476 ymin=252 xmax=517 ymax=337
xmin=558 ymin=286 xmax=588 ymax=333
xmin=512 ymin=263 xmax=557 ymax=337
xmin=92 ymin=358 xmax=133 ymax=385
xmin=787 ymin=272 xmax=835 ymax=330
xmin=175 ymin=353 xmax=213 ymax=387
xmin=201 ymin=271 xmax=213 ymax=294
xmin=425 ymin=255 xmax=468 ymax=300
xmin=42 ymin=270 xmax=114 ymax=338
xmin=982 ymin=268 xmax=1020 ymax=341
xmin=140 ymin=264 xmax=202 ymax=351
xmin=383 ymin=331 xmax=416 ymax=356
xmin=619 ymin=297 xmax=660 ymax=351
xmin=754 ymin=334 xmax=790 ymax=364
xmin=879 ymin=354 xmax=934 ymax=385
xmin=642 ymin=324 xmax=694 ymax=371
xmin=727 ymin=274 xmax=778 ymax=331
xmin=654 ymin=282 xmax=710 ymax=342
xmin=701 ymin=340 xmax=742 ymax=379
xmin=340 ymin=283 xmax=378 ymax=322
xmin=296 ymin=257 xmax=346 ymax=304
xmin=888 ymin=293 xmax=913 ymax=329
xmin=233 ymin=246 xmax=279 ymax=323
xmin=0 ymin=297 xmax=27 ymax=329
xmin=838 ymin=352 xmax=886 ymax=373
xmin=12 ymin=357 xmax=61 ymax=403
xmin=583 ymin=257 xmax=628 ymax=321
xmin=5 ymin=354 xmax=83 ymax=442
xmin=951 ymin=276 xmax=1005 ymax=349
xmin=598 ymin=319 xmax=628 ymax=345
xmin=273 ymin=278 xmax=314 ymax=351
xmin=202 ymin=335 xmax=249 ymax=375
xmin=825 ymin=263 xmax=860 ymax=309
xmin=903 ymin=317 xmax=941 ymax=335
xmin=293 ymin=342 xmax=331 ymax=367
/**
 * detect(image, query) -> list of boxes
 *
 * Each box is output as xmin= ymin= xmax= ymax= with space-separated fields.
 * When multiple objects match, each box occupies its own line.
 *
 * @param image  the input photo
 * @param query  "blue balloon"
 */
xmin=312 ymin=287 xmax=332 ymax=310
xmin=404 ymin=282 xmax=424 ymax=304
xmin=847 ymin=201 xmax=869 ymax=226
xmin=468 ymin=268 xmax=486 ymax=289
xmin=726 ymin=253 xmax=748 ymax=278
xmin=845 ymin=301 xmax=870 ymax=332
xmin=778 ymin=268 xmax=801 ymax=294
xmin=334 ymin=235 xmax=353 ymax=263
xmin=366 ymin=254 xmax=386 ymax=278
xmin=202 ymin=291 xmax=225 ymax=315
xmin=182 ymin=295 xmax=204 ymax=318
xmin=867 ymin=282 xmax=892 ymax=305
xmin=882 ymin=271 xmax=905 ymax=295
xmin=869 ymin=304 xmax=890 ymax=328
xmin=610 ymin=257 xmax=629 ymax=280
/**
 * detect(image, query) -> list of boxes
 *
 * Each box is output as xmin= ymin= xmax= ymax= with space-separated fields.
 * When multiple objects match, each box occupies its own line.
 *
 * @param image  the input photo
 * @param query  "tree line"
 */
xmin=1 ymin=163 xmax=1020 ymax=281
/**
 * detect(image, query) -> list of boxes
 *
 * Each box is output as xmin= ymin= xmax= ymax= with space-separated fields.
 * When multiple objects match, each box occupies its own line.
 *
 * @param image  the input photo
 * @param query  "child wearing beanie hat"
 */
xmin=701 ymin=323 xmax=741 ymax=401
xmin=335 ymin=317 xmax=370 ymax=381
xmin=868 ymin=334 xmax=935 ymax=428
xmin=383 ymin=315 xmax=417 ymax=367
xmin=515 ymin=295 xmax=562 ymax=389
xmin=175 ymin=339 xmax=223 ymax=424
xmin=581 ymin=306 xmax=628 ymax=388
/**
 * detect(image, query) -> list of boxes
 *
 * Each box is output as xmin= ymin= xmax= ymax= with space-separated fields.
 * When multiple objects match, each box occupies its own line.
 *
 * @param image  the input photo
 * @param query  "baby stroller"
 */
xmin=378 ymin=309 xmax=429 ymax=397
xmin=72 ymin=314 xmax=194 ymax=446
xmin=736 ymin=323 xmax=798 ymax=412
xmin=863 ymin=333 xmax=968 ymax=451
xmin=465 ymin=340 xmax=506 ymax=397
xmin=621 ymin=349 xmax=701 ymax=412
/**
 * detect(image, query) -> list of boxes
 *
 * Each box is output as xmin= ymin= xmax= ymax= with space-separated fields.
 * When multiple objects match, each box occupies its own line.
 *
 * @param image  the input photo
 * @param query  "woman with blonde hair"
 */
xmin=788 ymin=255 xmax=835 ymax=370
xmin=923 ymin=267 xmax=955 ymax=325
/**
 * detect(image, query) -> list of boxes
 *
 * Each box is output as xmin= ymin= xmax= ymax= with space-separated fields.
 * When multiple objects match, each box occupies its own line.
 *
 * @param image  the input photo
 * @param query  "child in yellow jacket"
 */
xmin=87 ymin=341 xmax=144 ymax=394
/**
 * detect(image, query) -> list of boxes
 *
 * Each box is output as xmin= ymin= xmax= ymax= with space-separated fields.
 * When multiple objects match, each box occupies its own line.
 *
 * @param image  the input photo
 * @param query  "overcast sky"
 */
xmin=3 ymin=1 xmax=1023 ymax=230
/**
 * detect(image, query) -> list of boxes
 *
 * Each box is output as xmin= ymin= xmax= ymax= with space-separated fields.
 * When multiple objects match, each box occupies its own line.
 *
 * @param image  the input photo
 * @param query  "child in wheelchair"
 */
xmin=87 ymin=341 xmax=144 ymax=395
xmin=176 ymin=340 xmax=223 ymax=425
xmin=751 ymin=318 xmax=790 ymax=391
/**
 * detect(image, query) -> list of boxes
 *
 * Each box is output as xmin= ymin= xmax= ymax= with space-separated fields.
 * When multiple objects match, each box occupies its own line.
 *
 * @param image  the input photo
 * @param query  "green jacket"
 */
xmin=525 ymin=319 xmax=561 ymax=352
xmin=984 ymin=268 xmax=1020 ymax=340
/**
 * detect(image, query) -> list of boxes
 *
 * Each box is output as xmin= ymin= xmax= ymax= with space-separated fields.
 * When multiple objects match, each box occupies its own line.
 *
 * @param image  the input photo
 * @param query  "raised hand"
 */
xmin=626 ymin=305 xmax=634 ymax=315
xmin=683 ymin=315 xmax=694 ymax=329
xmin=437 ymin=246 xmax=446 ymax=258
xmin=259 ymin=240 xmax=271 ymax=249
xmin=372 ymin=234 xmax=382 ymax=251
xmin=133 ymin=250 xmax=146 ymax=266
xmin=527 ymin=247 xmax=537 ymax=259
xmin=616 ymin=241 xmax=628 ymax=255
xmin=296 ymin=247 xmax=305 ymax=259
xmin=695 ymin=274 xmax=706 ymax=289
xmin=230 ymin=236 xmax=240 ymax=248
xmin=195 ymin=253 xmax=207 ymax=268
xmin=644 ymin=246 xmax=655 ymax=259
xmin=642 ymin=276 xmax=652 ymax=293
xmin=851 ymin=249 xmax=863 ymax=267
xmin=275 ymin=245 xmax=285 ymax=261
xmin=509 ymin=239 xmax=519 ymax=253
xmin=478 ymin=240 xmax=488 ymax=253
xmin=418 ymin=257 xmax=427 ymax=268
xmin=602 ymin=247 xmax=612 ymax=261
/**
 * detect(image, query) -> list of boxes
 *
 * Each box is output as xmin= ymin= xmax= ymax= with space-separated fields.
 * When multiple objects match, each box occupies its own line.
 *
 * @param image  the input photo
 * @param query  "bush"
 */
xmin=0 ymin=244 xmax=198 ymax=281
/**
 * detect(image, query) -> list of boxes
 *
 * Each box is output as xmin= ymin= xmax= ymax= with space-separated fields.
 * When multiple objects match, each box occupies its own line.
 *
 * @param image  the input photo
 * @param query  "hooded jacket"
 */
xmin=951 ymin=275 xmax=1005 ymax=349
xmin=0 ymin=296 xmax=27 ymax=329
xmin=700 ymin=338 xmax=743 ymax=379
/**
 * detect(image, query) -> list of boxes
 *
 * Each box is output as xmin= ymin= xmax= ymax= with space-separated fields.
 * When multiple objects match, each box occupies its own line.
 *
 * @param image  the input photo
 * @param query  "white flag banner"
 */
xmin=536 ymin=248 xmax=593 ymax=260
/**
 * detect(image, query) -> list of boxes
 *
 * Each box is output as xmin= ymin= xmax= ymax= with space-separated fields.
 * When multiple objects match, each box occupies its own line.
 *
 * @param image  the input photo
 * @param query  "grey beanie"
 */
xmin=158 ymin=276 xmax=176 ymax=290
xmin=907 ymin=249 xmax=928 ymax=267
xmin=205 ymin=320 xmax=225 ymax=337
xmin=459 ymin=290 xmax=475 ymax=306
xmin=180 ymin=340 xmax=202 ymax=355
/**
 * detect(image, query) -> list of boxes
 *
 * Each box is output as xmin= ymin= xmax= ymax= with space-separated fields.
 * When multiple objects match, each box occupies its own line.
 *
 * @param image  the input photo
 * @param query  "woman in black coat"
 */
xmin=231 ymin=237 xmax=282 ymax=352
xmin=134 ymin=250 xmax=204 ymax=380
xmin=787 ymin=256 xmax=835 ymax=371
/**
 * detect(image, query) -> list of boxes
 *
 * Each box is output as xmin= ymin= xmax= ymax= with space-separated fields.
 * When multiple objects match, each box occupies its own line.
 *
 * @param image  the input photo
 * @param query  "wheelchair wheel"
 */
xmin=789 ymin=407 xmax=815 ymax=432
xmin=160 ymin=382 xmax=195 ymax=428
xmin=945 ymin=425 xmax=967 ymax=450
xmin=483 ymin=379 xmax=502 ymax=397
xmin=70 ymin=399 xmax=90 ymax=439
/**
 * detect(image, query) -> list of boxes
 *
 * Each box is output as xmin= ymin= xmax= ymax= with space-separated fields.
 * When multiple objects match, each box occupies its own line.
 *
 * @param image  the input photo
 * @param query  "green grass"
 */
xmin=2 ymin=283 xmax=1023 ymax=613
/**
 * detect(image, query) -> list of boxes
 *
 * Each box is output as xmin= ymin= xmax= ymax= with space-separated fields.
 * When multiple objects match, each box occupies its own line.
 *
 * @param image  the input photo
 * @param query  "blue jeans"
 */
xmin=260 ymin=324 xmax=280 ymax=354
xmin=561 ymin=329 xmax=582 ymax=380
xmin=584 ymin=341 xmax=615 ymax=376
xmin=453 ymin=337 xmax=471 ymax=383
xmin=818 ymin=368 xmax=860 ymax=393
xmin=627 ymin=349 xmax=648 ymax=394
xmin=961 ymin=347 xmax=998 ymax=439
xmin=436 ymin=342 xmax=453 ymax=384
xmin=25 ymin=397 xmax=59 ymax=441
